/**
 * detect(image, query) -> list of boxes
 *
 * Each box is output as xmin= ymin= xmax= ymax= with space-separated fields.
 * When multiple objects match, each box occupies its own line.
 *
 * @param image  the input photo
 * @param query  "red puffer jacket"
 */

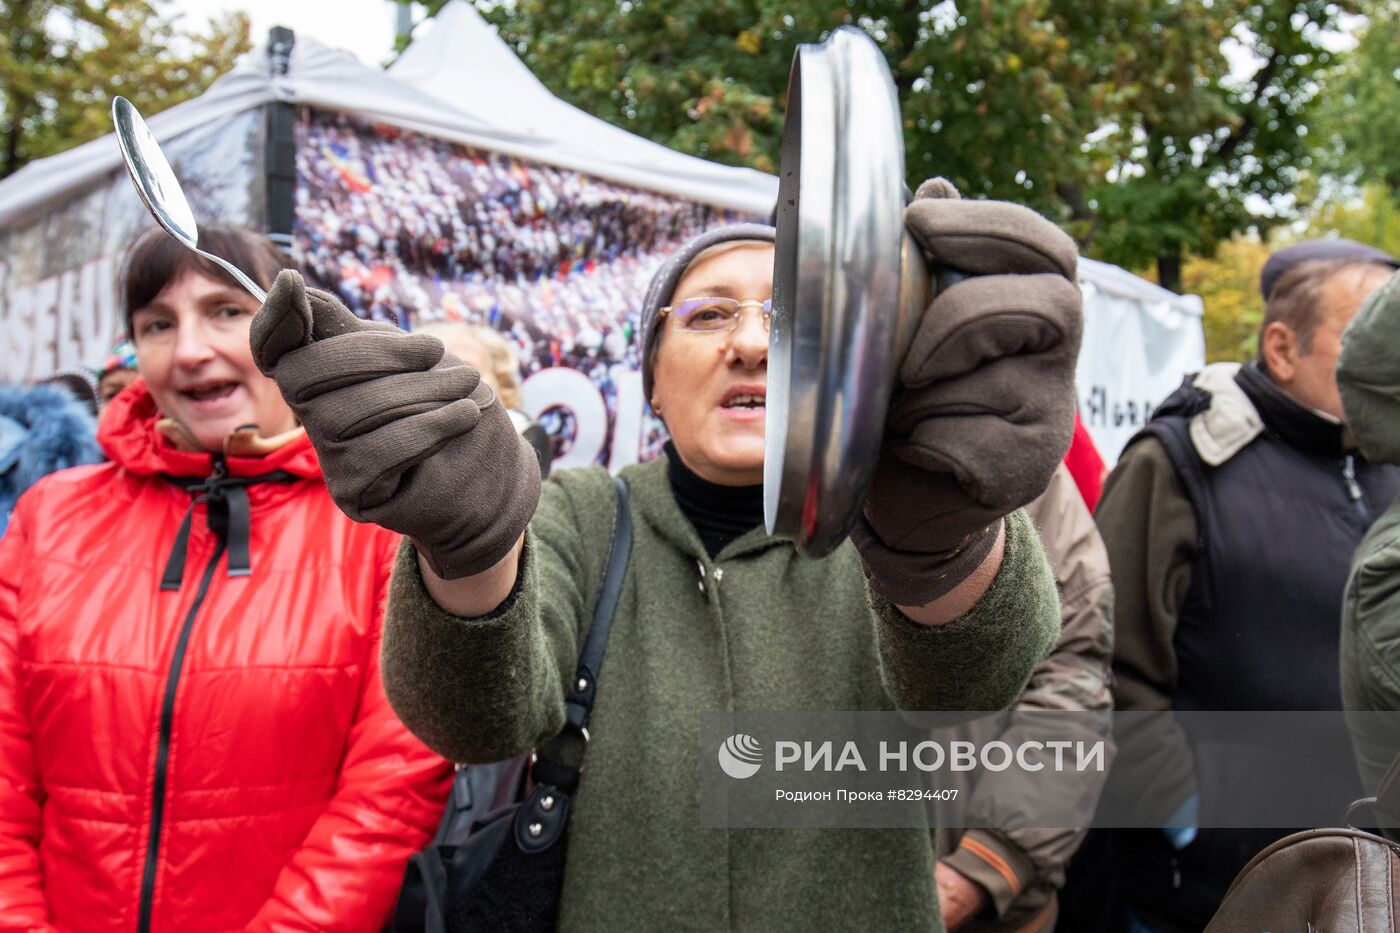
xmin=0 ymin=383 xmax=450 ymax=932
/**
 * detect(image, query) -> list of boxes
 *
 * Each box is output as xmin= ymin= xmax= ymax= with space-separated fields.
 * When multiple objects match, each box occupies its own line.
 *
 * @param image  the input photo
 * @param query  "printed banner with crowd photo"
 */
xmin=0 ymin=109 xmax=266 ymax=385
xmin=294 ymin=109 xmax=755 ymax=470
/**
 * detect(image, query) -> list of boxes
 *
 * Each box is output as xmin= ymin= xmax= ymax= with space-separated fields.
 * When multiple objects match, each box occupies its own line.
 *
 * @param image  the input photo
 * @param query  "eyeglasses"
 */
xmin=659 ymin=296 xmax=773 ymax=334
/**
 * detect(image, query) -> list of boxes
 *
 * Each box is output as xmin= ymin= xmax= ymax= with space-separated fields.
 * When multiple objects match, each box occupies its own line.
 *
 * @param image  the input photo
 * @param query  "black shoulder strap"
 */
xmin=397 ymin=476 xmax=634 ymax=913
xmin=561 ymin=476 xmax=632 ymax=738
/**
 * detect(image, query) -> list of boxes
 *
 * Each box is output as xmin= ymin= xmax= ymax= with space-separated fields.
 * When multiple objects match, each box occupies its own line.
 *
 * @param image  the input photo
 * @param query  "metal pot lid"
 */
xmin=764 ymin=26 xmax=918 ymax=557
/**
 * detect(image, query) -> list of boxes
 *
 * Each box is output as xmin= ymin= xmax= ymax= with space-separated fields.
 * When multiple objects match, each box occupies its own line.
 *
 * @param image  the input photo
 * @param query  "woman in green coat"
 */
xmin=248 ymin=179 xmax=1083 ymax=931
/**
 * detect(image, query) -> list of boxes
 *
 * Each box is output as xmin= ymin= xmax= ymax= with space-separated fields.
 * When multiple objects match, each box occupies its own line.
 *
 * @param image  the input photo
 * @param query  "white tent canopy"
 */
xmin=388 ymin=2 xmax=779 ymax=213
xmin=0 ymin=5 xmax=777 ymax=231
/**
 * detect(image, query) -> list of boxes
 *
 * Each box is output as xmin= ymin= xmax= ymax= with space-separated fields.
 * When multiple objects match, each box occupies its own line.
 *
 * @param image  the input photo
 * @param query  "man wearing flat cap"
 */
xmin=1094 ymin=238 xmax=1400 ymax=931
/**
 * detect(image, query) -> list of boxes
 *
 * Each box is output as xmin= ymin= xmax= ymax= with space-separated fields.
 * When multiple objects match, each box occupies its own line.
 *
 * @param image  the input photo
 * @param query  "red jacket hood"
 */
xmin=98 ymin=378 xmax=321 ymax=480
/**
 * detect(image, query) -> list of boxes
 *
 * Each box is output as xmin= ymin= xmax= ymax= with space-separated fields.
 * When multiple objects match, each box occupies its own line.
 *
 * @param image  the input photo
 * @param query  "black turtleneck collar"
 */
xmin=1235 ymin=361 xmax=1347 ymax=456
xmin=664 ymin=442 xmax=764 ymax=558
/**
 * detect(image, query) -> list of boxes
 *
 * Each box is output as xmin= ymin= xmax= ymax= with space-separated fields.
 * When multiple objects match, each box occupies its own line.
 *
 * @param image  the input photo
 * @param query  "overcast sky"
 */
xmin=168 ymin=0 xmax=418 ymax=68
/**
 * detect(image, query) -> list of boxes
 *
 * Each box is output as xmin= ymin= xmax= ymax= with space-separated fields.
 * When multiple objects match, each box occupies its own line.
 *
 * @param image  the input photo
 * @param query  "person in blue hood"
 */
xmin=0 ymin=383 xmax=104 ymax=537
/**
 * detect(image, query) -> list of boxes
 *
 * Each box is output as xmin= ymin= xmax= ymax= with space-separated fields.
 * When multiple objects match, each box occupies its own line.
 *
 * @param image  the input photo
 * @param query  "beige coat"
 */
xmin=937 ymin=464 xmax=1115 ymax=932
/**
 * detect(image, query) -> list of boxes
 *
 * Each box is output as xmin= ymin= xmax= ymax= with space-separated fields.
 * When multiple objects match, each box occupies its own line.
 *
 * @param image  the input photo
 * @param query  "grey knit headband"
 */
xmin=638 ymin=223 xmax=777 ymax=403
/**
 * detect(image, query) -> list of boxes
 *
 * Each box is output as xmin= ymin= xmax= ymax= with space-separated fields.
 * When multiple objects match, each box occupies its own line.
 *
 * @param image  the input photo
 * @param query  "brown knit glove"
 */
xmin=250 ymin=270 xmax=541 ymax=579
xmin=850 ymin=179 xmax=1082 ymax=605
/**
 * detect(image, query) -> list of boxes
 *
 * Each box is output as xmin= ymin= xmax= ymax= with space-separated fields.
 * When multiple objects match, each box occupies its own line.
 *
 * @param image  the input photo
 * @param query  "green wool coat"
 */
xmin=382 ymin=457 xmax=1060 ymax=932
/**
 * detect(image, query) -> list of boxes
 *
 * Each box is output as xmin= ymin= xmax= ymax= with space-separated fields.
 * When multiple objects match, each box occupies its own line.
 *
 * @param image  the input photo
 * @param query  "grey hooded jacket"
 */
xmin=1338 ymin=271 xmax=1400 ymax=814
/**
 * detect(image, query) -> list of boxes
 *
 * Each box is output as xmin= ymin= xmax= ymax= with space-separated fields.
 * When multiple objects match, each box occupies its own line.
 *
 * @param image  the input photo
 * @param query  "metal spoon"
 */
xmin=112 ymin=96 xmax=267 ymax=303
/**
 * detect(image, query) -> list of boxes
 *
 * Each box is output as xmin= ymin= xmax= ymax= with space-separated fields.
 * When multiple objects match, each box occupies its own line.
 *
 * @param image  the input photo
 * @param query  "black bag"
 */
xmin=391 ymin=476 xmax=633 ymax=933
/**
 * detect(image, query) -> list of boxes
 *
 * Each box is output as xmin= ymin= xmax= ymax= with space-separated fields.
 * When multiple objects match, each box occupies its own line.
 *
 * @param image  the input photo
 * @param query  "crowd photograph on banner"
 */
xmin=6 ymin=0 xmax=1400 ymax=931
xmin=296 ymin=110 xmax=745 ymax=466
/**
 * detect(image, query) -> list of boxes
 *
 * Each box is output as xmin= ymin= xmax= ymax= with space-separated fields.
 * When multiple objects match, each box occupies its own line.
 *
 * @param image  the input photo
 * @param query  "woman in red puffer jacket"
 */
xmin=0 ymin=226 xmax=450 ymax=932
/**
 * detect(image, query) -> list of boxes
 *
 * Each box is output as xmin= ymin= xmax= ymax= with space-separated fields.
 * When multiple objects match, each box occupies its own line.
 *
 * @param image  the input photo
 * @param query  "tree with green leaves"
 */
xmin=400 ymin=0 xmax=1349 ymax=292
xmin=1305 ymin=183 xmax=1400 ymax=258
xmin=1313 ymin=2 xmax=1400 ymax=195
xmin=1181 ymin=233 xmax=1271 ymax=362
xmin=0 ymin=0 xmax=250 ymax=179
xmin=1086 ymin=0 xmax=1351 ymax=291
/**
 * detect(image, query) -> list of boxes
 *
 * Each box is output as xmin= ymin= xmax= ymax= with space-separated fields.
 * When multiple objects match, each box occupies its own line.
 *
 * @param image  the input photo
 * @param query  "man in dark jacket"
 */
xmin=1095 ymin=239 xmax=1400 ymax=932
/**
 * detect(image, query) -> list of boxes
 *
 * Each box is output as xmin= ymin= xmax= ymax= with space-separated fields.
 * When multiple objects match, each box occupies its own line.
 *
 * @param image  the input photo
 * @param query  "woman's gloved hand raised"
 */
xmin=851 ymin=179 xmax=1082 ymax=606
xmin=250 ymin=270 xmax=541 ymax=579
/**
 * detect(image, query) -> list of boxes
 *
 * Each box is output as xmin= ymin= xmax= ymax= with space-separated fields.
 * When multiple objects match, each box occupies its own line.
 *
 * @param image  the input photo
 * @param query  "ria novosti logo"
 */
xmin=718 ymin=733 xmax=764 ymax=779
